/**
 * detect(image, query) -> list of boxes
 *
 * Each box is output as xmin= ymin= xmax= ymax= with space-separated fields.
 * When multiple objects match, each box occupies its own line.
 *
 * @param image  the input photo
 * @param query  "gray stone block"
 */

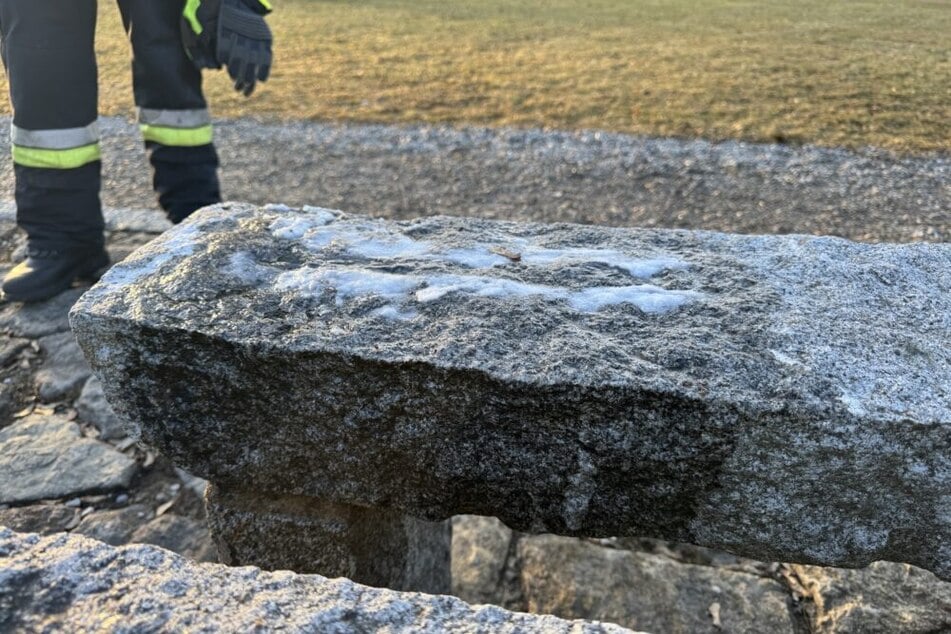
xmin=0 ymin=414 xmax=137 ymax=504
xmin=70 ymin=204 xmax=951 ymax=578
xmin=518 ymin=535 xmax=798 ymax=634
xmin=35 ymin=331 xmax=92 ymax=403
xmin=206 ymin=485 xmax=451 ymax=593
xmin=0 ymin=528 xmax=632 ymax=633
xmin=75 ymin=376 xmax=128 ymax=440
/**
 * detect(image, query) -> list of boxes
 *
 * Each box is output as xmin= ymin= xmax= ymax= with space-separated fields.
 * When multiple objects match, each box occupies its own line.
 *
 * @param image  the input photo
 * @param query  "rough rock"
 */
xmin=0 ymin=336 xmax=28 ymax=366
xmin=0 ymin=414 xmax=137 ymax=504
xmin=0 ymin=505 xmax=79 ymax=535
xmin=173 ymin=467 xmax=208 ymax=499
xmin=0 ymin=528 xmax=634 ymax=633
xmin=35 ymin=332 xmax=92 ymax=402
xmin=206 ymin=485 xmax=452 ymax=592
xmin=790 ymin=562 xmax=951 ymax=633
xmin=452 ymin=515 xmax=519 ymax=607
xmin=519 ymin=535 xmax=799 ymax=634
xmin=129 ymin=513 xmax=217 ymax=562
xmin=73 ymin=504 xmax=153 ymax=546
xmin=0 ymin=287 xmax=85 ymax=338
xmin=75 ymin=376 xmax=127 ymax=440
xmin=70 ymin=204 xmax=951 ymax=577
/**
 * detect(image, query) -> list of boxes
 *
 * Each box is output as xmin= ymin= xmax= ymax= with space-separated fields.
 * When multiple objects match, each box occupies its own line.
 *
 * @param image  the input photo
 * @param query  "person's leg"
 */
xmin=117 ymin=0 xmax=221 ymax=224
xmin=0 ymin=0 xmax=108 ymax=302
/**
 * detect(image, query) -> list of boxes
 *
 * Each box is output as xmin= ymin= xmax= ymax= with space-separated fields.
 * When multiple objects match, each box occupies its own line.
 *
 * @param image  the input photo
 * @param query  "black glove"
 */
xmin=182 ymin=0 xmax=273 ymax=96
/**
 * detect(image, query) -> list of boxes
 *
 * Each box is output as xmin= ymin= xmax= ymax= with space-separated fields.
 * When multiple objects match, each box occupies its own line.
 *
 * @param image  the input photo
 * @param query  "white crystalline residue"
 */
xmin=275 ymin=268 xmax=420 ymax=306
xmin=269 ymin=214 xmax=335 ymax=240
xmin=838 ymin=393 xmax=868 ymax=416
xmin=369 ymin=305 xmax=419 ymax=321
xmin=223 ymin=252 xmax=273 ymax=285
xmin=770 ymin=349 xmax=802 ymax=366
xmin=275 ymin=266 xmax=699 ymax=314
xmin=441 ymin=247 xmax=511 ymax=268
xmin=568 ymin=284 xmax=700 ymax=314
xmin=264 ymin=203 xmax=293 ymax=212
xmin=346 ymin=235 xmax=432 ymax=259
xmin=415 ymin=274 xmax=556 ymax=303
xmin=414 ymin=273 xmax=698 ymax=314
xmin=99 ymin=223 xmax=200 ymax=287
xmin=520 ymin=248 xmax=686 ymax=278
xmin=269 ymin=219 xmax=689 ymax=279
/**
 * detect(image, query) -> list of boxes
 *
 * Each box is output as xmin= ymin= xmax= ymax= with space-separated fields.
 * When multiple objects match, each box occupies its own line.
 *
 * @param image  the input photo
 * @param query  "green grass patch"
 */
xmin=6 ymin=1 xmax=950 ymax=152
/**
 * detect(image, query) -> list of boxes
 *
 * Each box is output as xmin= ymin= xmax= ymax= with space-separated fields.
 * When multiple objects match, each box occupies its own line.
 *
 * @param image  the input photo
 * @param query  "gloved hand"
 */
xmin=182 ymin=0 xmax=273 ymax=96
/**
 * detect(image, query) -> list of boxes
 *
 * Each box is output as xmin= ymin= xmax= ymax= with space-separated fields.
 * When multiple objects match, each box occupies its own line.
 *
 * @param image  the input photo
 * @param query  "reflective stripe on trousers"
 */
xmin=138 ymin=108 xmax=214 ymax=147
xmin=10 ymin=122 xmax=101 ymax=169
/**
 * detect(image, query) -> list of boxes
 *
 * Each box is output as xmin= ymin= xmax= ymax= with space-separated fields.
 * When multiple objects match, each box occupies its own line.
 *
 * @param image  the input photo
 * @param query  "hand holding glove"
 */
xmin=182 ymin=0 xmax=273 ymax=96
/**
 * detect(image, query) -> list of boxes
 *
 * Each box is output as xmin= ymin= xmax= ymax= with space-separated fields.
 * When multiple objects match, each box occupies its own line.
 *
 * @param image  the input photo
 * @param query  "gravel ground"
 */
xmin=0 ymin=116 xmax=946 ymax=243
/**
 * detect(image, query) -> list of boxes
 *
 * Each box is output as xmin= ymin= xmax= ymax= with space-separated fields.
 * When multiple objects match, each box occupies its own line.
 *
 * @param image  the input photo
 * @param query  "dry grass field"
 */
xmin=4 ymin=0 xmax=950 ymax=152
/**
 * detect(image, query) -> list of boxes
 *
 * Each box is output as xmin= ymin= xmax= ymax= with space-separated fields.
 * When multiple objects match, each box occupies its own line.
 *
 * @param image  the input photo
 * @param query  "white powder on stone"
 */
xmin=100 ymin=223 xmax=201 ymax=287
xmin=415 ymin=274 xmax=557 ymax=303
xmin=441 ymin=247 xmax=511 ymax=268
xmin=269 ymin=212 xmax=336 ymax=240
xmin=369 ymin=305 xmax=419 ymax=321
xmin=346 ymin=235 xmax=432 ymax=259
xmin=271 ymin=222 xmax=689 ymax=279
xmin=275 ymin=268 xmax=420 ymax=306
xmin=224 ymin=252 xmax=274 ymax=285
xmin=274 ymin=267 xmax=700 ymax=316
xmin=520 ymin=248 xmax=687 ymax=278
xmin=567 ymin=284 xmax=700 ymax=314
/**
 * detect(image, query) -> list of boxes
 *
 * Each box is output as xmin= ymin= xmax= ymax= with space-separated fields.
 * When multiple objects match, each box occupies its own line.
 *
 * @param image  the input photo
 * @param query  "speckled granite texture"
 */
xmin=70 ymin=204 xmax=950 ymax=578
xmin=0 ymin=528 xmax=631 ymax=633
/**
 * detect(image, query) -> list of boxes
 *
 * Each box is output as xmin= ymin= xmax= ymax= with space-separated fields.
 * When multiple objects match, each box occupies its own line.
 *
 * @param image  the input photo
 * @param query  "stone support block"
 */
xmin=205 ymin=484 xmax=451 ymax=594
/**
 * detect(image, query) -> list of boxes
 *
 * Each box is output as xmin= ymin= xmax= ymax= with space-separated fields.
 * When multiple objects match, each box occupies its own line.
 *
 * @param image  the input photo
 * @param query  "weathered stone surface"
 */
xmin=75 ymin=376 xmax=127 ymax=440
xmin=0 ymin=336 xmax=28 ymax=366
xmin=73 ymin=504 xmax=153 ymax=546
xmin=130 ymin=513 xmax=217 ymax=562
xmin=519 ymin=535 xmax=799 ymax=634
xmin=0 ymin=505 xmax=79 ymax=535
xmin=0 ymin=528 xmax=633 ymax=633
xmin=173 ymin=467 xmax=208 ymax=499
xmin=0 ymin=287 xmax=84 ymax=338
xmin=70 ymin=204 xmax=951 ymax=577
xmin=35 ymin=332 xmax=92 ymax=402
xmin=790 ymin=562 xmax=951 ymax=633
xmin=452 ymin=515 xmax=519 ymax=607
xmin=206 ymin=485 xmax=452 ymax=593
xmin=0 ymin=414 xmax=137 ymax=504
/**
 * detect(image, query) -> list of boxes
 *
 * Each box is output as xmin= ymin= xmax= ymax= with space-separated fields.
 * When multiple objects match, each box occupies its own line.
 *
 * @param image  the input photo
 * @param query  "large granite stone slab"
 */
xmin=0 ymin=528 xmax=631 ymax=633
xmin=70 ymin=204 xmax=951 ymax=577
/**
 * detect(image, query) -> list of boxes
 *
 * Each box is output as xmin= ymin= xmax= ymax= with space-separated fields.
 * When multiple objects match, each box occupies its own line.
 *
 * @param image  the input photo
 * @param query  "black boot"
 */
xmin=2 ymin=245 xmax=110 ymax=303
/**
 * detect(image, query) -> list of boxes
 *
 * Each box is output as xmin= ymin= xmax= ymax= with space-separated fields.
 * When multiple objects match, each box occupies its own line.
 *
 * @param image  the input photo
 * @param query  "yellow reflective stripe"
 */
xmin=12 ymin=143 xmax=101 ymax=169
xmin=184 ymin=0 xmax=203 ymax=35
xmin=259 ymin=0 xmax=273 ymax=12
xmin=139 ymin=124 xmax=213 ymax=147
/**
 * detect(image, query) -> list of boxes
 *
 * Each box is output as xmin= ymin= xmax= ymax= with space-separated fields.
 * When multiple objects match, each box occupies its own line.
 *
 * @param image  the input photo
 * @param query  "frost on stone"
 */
xmin=263 ymin=213 xmax=699 ymax=318
xmin=268 ymin=214 xmax=690 ymax=276
xmin=273 ymin=267 xmax=700 ymax=318
xmin=97 ymin=223 xmax=201 ymax=288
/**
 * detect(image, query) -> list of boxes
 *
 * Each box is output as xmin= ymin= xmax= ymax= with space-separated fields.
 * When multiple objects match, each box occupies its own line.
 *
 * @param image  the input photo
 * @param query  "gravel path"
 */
xmin=0 ymin=116 xmax=946 ymax=243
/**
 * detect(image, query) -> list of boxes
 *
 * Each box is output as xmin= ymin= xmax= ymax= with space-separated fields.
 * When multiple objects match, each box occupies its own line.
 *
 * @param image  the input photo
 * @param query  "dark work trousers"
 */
xmin=0 ymin=0 xmax=221 ymax=251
